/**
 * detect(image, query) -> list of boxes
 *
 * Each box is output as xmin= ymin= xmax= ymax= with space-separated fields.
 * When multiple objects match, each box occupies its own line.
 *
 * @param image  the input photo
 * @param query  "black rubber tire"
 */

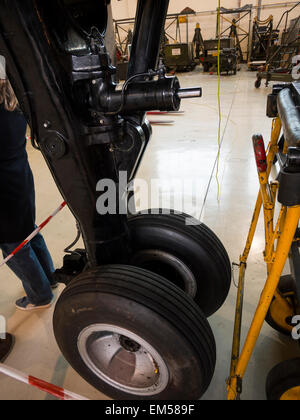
xmin=53 ymin=265 xmax=216 ymax=400
xmin=273 ymin=135 xmax=285 ymax=164
xmin=203 ymin=63 xmax=210 ymax=73
xmin=255 ymin=79 xmax=261 ymax=89
xmin=266 ymin=358 xmax=300 ymax=400
xmin=265 ymin=275 xmax=296 ymax=336
xmin=128 ymin=210 xmax=231 ymax=317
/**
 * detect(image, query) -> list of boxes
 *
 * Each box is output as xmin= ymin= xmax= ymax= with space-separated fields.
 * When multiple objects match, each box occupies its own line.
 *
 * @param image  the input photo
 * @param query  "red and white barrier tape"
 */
xmin=0 ymin=362 xmax=89 ymax=400
xmin=0 ymin=202 xmax=90 ymax=399
xmin=0 ymin=200 xmax=88 ymax=400
xmin=0 ymin=201 xmax=67 ymax=269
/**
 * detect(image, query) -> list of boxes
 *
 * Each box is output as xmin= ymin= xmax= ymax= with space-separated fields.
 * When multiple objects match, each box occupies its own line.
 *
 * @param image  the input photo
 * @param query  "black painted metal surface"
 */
xmin=0 ymin=0 xmax=200 ymax=268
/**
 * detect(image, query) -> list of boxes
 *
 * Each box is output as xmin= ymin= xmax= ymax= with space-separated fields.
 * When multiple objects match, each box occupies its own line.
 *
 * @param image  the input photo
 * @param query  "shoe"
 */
xmin=0 ymin=333 xmax=15 ymax=363
xmin=16 ymin=297 xmax=52 ymax=312
xmin=49 ymin=273 xmax=58 ymax=289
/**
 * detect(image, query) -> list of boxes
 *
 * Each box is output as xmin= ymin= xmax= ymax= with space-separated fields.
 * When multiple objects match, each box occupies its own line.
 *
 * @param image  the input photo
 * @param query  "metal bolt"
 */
xmin=43 ymin=121 xmax=51 ymax=129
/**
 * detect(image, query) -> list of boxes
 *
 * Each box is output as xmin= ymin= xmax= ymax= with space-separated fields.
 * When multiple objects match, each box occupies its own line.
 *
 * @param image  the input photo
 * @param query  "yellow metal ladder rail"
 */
xmin=227 ymin=117 xmax=300 ymax=399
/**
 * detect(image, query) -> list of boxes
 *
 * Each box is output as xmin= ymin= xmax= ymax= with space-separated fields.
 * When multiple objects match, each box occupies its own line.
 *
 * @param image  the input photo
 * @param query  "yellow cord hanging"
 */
xmin=216 ymin=0 xmax=222 ymax=202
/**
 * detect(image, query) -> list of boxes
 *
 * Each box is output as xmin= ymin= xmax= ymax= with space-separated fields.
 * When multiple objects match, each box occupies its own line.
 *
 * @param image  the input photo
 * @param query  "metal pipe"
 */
xmin=177 ymin=87 xmax=202 ymax=99
xmin=114 ymin=2 xmax=298 ymax=23
xmin=128 ymin=0 xmax=170 ymax=78
xmin=257 ymin=0 xmax=263 ymax=20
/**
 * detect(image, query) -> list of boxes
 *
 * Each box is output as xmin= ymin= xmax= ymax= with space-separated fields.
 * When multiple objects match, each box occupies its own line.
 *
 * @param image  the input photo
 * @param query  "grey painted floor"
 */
xmin=0 ymin=67 xmax=299 ymax=400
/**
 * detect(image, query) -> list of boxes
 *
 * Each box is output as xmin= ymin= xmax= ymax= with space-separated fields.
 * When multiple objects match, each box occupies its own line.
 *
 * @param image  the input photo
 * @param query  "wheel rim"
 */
xmin=77 ymin=324 xmax=169 ymax=396
xmin=269 ymin=296 xmax=294 ymax=334
xmin=131 ymin=249 xmax=197 ymax=299
xmin=280 ymin=386 xmax=300 ymax=400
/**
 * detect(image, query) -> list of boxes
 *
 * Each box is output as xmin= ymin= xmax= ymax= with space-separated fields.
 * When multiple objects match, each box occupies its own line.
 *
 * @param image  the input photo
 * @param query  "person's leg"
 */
xmin=29 ymin=233 xmax=55 ymax=285
xmin=0 ymin=242 xmax=53 ymax=305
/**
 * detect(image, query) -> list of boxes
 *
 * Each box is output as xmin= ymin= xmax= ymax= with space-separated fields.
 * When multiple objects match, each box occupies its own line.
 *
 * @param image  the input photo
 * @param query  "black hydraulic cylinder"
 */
xmin=106 ymin=80 xmax=202 ymax=113
xmin=128 ymin=0 xmax=170 ymax=78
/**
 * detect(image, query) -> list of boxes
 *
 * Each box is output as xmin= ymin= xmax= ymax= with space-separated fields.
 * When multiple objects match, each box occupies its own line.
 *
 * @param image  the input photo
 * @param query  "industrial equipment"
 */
xmin=201 ymin=38 xmax=237 ymax=74
xmin=227 ymin=82 xmax=300 ymax=400
xmin=193 ymin=23 xmax=205 ymax=61
xmin=0 ymin=0 xmax=231 ymax=400
xmin=114 ymin=24 xmax=132 ymax=81
xmin=114 ymin=11 xmax=199 ymax=74
xmin=164 ymin=42 xmax=196 ymax=72
xmin=217 ymin=5 xmax=253 ymax=63
xmin=249 ymin=15 xmax=279 ymax=71
xmin=255 ymin=4 xmax=300 ymax=88
xmin=219 ymin=48 xmax=238 ymax=75
xmin=162 ymin=11 xmax=198 ymax=72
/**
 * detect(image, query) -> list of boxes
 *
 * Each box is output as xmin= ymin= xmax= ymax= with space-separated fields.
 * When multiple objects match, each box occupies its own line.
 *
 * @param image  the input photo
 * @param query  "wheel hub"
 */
xmin=281 ymin=386 xmax=300 ymax=400
xmin=132 ymin=249 xmax=197 ymax=298
xmin=119 ymin=335 xmax=141 ymax=353
xmin=77 ymin=324 xmax=169 ymax=396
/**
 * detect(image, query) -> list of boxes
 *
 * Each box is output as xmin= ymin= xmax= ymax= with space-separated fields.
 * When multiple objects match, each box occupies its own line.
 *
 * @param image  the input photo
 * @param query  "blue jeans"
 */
xmin=0 ymin=233 xmax=54 ymax=305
